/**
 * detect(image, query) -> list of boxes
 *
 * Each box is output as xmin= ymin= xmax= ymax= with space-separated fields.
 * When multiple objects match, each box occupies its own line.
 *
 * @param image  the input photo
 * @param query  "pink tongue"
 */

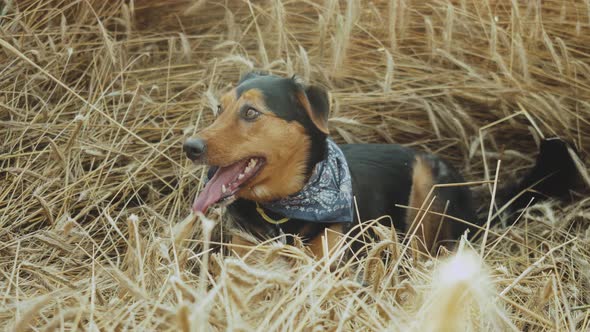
xmin=192 ymin=160 xmax=248 ymax=213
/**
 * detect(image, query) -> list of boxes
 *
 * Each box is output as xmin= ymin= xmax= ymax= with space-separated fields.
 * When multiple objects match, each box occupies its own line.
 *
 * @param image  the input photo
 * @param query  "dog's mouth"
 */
xmin=192 ymin=157 xmax=266 ymax=213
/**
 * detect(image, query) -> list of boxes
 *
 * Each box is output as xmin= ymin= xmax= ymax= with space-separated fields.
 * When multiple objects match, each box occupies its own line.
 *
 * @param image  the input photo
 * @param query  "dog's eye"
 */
xmin=241 ymin=107 xmax=261 ymax=121
xmin=216 ymin=105 xmax=222 ymax=115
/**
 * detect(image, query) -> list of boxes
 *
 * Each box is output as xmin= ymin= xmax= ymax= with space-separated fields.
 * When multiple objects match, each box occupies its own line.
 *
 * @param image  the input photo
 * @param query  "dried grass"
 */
xmin=1 ymin=0 xmax=589 ymax=330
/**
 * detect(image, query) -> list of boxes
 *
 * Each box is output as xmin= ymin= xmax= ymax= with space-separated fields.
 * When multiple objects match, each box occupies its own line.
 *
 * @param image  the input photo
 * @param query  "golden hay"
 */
xmin=1 ymin=0 xmax=589 ymax=330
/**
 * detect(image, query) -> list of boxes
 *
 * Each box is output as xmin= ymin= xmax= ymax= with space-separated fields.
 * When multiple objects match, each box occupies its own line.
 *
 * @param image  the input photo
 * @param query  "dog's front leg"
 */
xmin=229 ymin=235 xmax=257 ymax=258
xmin=307 ymin=224 xmax=344 ymax=269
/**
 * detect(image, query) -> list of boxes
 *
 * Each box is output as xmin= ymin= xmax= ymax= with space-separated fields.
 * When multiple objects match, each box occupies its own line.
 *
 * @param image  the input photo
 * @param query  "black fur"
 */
xmin=224 ymin=73 xmax=479 ymax=248
xmin=503 ymin=138 xmax=580 ymax=213
xmin=236 ymin=72 xmax=327 ymax=174
xmin=216 ymin=73 xmax=581 ymax=251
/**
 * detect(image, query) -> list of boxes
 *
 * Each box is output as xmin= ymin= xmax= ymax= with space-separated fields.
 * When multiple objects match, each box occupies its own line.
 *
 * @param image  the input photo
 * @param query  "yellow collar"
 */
xmin=255 ymin=202 xmax=290 ymax=225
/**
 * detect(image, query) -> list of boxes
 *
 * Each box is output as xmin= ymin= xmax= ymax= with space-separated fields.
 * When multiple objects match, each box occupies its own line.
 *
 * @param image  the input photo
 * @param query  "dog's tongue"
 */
xmin=192 ymin=160 xmax=247 ymax=213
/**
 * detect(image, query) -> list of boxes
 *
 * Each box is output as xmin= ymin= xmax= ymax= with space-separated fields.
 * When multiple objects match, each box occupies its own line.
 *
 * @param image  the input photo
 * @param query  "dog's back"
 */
xmin=342 ymin=144 xmax=477 ymax=253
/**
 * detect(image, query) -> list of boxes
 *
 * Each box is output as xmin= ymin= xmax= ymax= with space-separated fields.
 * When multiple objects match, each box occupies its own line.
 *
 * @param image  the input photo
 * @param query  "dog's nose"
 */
xmin=183 ymin=137 xmax=206 ymax=161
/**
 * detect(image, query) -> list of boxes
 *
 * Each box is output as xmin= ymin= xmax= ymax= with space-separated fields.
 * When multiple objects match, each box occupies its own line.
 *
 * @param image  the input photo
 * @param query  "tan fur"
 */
xmin=406 ymin=156 xmax=452 ymax=255
xmin=308 ymin=224 xmax=344 ymax=262
xmin=229 ymin=235 xmax=256 ymax=258
xmin=240 ymin=89 xmax=266 ymax=106
xmin=198 ymin=88 xmax=310 ymax=202
xmin=296 ymin=90 xmax=329 ymax=134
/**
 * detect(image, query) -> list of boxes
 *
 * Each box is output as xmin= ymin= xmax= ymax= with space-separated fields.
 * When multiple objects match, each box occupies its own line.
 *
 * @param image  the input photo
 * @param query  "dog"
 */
xmin=184 ymin=72 xmax=580 ymax=258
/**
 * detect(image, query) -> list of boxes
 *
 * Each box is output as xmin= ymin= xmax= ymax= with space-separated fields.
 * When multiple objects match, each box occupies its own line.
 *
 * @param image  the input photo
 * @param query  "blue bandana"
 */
xmin=261 ymin=139 xmax=354 ymax=223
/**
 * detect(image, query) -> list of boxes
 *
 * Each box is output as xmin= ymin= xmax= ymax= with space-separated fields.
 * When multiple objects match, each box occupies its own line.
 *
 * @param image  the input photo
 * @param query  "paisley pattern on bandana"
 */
xmin=261 ymin=139 xmax=354 ymax=223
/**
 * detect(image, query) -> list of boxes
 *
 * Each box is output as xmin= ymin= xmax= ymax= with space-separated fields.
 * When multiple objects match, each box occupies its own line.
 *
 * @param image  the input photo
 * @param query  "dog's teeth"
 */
xmin=243 ymin=159 xmax=259 ymax=175
xmin=238 ymin=174 xmax=244 ymax=180
xmin=221 ymin=184 xmax=227 ymax=193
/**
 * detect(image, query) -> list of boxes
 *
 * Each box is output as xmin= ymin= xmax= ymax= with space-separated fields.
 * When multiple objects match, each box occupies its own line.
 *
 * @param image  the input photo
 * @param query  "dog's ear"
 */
xmin=299 ymin=85 xmax=330 ymax=135
xmin=238 ymin=71 xmax=268 ymax=84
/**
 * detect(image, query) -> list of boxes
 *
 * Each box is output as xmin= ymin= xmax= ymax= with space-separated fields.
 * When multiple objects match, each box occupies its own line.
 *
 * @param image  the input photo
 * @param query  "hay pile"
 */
xmin=1 ymin=0 xmax=589 ymax=330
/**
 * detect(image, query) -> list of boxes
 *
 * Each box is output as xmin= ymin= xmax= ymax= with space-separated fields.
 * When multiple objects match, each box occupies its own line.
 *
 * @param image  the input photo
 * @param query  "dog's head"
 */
xmin=185 ymin=72 xmax=330 ymax=213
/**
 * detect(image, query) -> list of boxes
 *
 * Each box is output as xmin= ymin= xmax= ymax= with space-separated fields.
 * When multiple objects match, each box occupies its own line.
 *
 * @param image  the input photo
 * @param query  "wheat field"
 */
xmin=1 ymin=0 xmax=589 ymax=331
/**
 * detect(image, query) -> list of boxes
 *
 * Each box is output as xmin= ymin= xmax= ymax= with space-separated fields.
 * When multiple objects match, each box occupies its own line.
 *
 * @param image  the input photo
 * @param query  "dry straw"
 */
xmin=1 ymin=0 xmax=589 ymax=331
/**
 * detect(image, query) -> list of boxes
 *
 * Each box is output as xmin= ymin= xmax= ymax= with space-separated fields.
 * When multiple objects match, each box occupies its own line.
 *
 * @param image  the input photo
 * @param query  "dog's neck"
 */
xmin=259 ymin=138 xmax=354 ymax=223
xmin=305 ymin=132 xmax=328 ymax=176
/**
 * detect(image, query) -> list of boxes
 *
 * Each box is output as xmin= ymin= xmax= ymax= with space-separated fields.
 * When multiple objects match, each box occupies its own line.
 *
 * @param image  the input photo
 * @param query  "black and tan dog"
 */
xmin=184 ymin=72 xmax=579 ymax=258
